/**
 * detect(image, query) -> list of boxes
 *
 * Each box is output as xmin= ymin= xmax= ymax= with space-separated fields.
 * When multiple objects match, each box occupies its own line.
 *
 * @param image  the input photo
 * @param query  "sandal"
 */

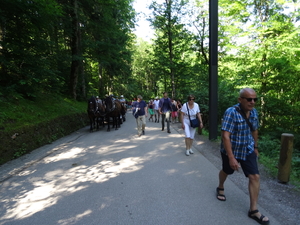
xmin=248 ymin=209 xmax=270 ymax=225
xmin=216 ymin=187 xmax=226 ymax=201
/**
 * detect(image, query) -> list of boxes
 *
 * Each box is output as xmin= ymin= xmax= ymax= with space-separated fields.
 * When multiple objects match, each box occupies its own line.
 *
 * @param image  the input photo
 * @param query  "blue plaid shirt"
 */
xmin=220 ymin=104 xmax=259 ymax=161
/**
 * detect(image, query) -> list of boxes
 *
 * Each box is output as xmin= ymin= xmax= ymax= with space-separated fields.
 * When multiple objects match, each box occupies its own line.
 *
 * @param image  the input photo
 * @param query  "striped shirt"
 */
xmin=220 ymin=104 xmax=259 ymax=161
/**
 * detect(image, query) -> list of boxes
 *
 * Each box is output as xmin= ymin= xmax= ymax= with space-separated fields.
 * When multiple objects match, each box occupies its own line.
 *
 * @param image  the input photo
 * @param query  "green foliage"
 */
xmin=1 ymin=0 xmax=300 ymax=184
xmin=13 ymin=143 xmax=28 ymax=159
xmin=0 ymin=0 xmax=135 ymax=100
xmin=258 ymin=134 xmax=300 ymax=186
xmin=0 ymin=94 xmax=86 ymax=132
xmin=259 ymin=135 xmax=281 ymax=158
xmin=292 ymin=150 xmax=300 ymax=180
xmin=0 ymin=93 xmax=89 ymax=164
xmin=131 ymin=0 xmax=300 ymax=185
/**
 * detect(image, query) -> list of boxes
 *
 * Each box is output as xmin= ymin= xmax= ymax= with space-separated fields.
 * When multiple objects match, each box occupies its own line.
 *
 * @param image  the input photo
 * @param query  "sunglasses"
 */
xmin=189 ymin=99 xmax=195 ymax=101
xmin=241 ymin=97 xmax=258 ymax=102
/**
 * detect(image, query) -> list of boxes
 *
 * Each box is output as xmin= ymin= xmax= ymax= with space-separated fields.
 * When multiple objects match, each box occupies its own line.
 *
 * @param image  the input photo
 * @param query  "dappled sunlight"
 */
xmin=58 ymin=209 xmax=92 ymax=225
xmin=158 ymin=142 xmax=174 ymax=150
xmin=145 ymin=148 xmax=165 ymax=157
xmin=17 ymin=169 xmax=37 ymax=177
xmin=184 ymin=170 xmax=201 ymax=176
xmin=195 ymin=140 xmax=205 ymax=146
xmin=165 ymin=169 xmax=178 ymax=175
xmin=0 ymin=117 xmax=196 ymax=223
xmin=166 ymin=133 xmax=179 ymax=138
xmin=98 ymin=145 xmax=139 ymax=155
xmin=0 ymin=155 xmax=146 ymax=221
xmin=45 ymin=147 xmax=86 ymax=163
xmin=113 ymin=138 xmax=132 ymax=144
xmin=3 ymin=182 xmax=59 ymax=219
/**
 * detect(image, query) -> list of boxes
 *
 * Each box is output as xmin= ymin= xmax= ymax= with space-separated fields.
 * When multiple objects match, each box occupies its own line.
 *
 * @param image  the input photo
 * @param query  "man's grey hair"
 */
xmin=239 ymin=88 xmax=255 ymax=97
xmin=137 ymin=95 xmax=143 ymax=99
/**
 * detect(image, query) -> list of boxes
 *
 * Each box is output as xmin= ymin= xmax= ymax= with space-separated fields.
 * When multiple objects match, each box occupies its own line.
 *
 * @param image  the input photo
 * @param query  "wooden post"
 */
xmin=278 ymin=133 xmax=294 ymax=183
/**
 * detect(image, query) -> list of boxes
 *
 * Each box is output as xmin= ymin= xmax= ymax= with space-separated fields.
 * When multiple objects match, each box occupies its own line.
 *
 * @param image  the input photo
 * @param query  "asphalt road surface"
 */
xmin=0 ymin=112 xmax=286 ymax=224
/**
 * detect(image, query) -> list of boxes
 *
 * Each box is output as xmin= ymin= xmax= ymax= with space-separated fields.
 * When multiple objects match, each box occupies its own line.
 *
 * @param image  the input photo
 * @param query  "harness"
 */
xmin=109 ymin=100 xmax=116 ymax=113
xmin=105 ymin=97 xmax=116 ymax=114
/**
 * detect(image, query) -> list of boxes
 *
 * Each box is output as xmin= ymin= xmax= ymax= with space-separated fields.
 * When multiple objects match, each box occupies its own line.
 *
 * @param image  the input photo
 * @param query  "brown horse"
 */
xmin=105 ymin=96 xmax=122 ymax=131
xmin=87 ymin=96 xmax=106 ymax=132
xmin=118 ymin=101 xmax=127 ymax=122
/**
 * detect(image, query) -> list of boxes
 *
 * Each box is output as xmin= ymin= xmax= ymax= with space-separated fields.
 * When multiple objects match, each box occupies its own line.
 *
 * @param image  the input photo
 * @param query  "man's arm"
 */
xmin=158 ymin=99 xmax=162 ymax=113
xmin=222 ymin=130 xmax=240 ymax=171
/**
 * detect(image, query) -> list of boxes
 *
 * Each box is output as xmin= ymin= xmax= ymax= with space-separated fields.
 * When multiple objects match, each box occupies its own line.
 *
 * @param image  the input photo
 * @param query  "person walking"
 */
xmin=158 ymin=92 xmax=173 ymax=133
xmin=216 ymin=88 xmax=269 ymax=225
xmin=132 ymin=95 xmax=147 ymax=137
xmin=171 ymin=98 xmax=178 ymax=123
xmin=181 ymin=95 xmax=203 ymax=156
xmin=148 ymin=100 xmax=155 ymax=122
xmin=177 ymin=100 xmax=182 ymax=123
xmin=153 ymin=96 xmax=160 ymax=123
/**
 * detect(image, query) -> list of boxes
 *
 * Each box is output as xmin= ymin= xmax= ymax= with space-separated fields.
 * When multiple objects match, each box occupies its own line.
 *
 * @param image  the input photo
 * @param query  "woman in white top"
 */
xmin=181 ymin=95 xmax=203 ymax=156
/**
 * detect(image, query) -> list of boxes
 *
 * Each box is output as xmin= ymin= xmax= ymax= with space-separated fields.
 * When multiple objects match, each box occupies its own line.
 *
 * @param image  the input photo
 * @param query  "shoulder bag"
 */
xmin=133 ymin=102 xmax=139 ymax=119
xmin=187 ymin=103 xmax=199 ymax=128
xmin=235 ymin=105 xmax=254 ymax=131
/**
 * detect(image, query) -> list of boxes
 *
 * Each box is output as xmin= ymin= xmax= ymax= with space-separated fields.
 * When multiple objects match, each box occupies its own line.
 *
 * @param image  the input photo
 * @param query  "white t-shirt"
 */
xmin=153 ymin=100 xmax=160 ymax=110
xmin=181 ymin=102 xmax=200 ymax=120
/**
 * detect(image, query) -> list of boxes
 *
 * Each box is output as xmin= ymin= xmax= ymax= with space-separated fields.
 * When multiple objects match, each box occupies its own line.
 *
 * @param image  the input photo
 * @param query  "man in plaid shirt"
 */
xmin=216 ymin=88 xmax=270 ymax=225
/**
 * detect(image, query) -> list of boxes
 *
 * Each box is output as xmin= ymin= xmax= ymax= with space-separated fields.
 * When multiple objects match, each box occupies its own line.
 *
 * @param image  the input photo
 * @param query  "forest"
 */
xmin=0 ymin=0 xmax=299 ymax=183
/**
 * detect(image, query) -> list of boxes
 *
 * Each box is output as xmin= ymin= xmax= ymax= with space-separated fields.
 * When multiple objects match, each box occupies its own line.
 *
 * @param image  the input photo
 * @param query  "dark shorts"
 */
xmin=221 ymin=151 xmax=259 ymax=177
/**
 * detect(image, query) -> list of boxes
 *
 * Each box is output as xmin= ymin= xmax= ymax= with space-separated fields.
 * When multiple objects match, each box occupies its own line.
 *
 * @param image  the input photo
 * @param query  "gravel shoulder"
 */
xmin=171 ymin=122 xmax=300 ymax=225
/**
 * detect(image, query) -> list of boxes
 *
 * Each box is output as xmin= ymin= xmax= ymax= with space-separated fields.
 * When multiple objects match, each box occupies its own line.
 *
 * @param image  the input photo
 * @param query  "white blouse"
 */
xmin=181 ymin=102 xmax=200 ymax=120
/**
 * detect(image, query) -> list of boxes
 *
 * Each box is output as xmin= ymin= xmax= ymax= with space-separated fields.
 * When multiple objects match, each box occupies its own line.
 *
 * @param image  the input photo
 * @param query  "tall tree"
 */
xmin=150 ymin=0 xmax=188 ymax=98
xmin=69 ymin=0 xmax=81 ymax=100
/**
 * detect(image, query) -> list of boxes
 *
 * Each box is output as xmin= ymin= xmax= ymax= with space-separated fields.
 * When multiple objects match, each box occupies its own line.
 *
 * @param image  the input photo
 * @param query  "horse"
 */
xmin=87 ymin=96 xmax=106 ymax=132
xmin=118 ymin=101 xmax=127 ymax=122
xmin=105 ymin=96 xmax=122 ymax=131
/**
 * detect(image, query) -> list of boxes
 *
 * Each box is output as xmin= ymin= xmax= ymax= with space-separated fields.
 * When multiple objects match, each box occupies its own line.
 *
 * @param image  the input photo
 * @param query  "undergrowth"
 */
xmin=0 ymin=94 xmax=86 ymax=132
xmin=0 ymin=94 xmax=88 ymax=164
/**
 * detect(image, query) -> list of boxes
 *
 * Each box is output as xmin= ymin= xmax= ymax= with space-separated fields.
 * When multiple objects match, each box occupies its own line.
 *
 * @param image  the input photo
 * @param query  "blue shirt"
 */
xmin=159 ymin=98 xmax=172 ymax=113
xmin=220 ymin=104 xmax=259 ymax=161
xmin=132 ymin=100 xmax=147 ymax=116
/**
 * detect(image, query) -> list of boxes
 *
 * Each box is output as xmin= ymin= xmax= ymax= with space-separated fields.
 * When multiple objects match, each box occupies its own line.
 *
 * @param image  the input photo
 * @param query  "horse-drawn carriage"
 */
xmin=87 ymin=96 xmax=127 ymax=132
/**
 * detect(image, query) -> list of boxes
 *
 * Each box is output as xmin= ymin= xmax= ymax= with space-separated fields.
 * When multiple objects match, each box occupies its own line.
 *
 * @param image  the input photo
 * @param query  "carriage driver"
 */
xmin=119 ymin=95 xmax=127 ymax=107
xmin=95 ymin=96 xmax=103 ymax=112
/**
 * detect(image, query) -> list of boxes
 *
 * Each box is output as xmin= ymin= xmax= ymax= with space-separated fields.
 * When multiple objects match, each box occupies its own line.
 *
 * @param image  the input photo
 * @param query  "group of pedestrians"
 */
xmin=131 ymin=88 xmax=269 ymax=225
xmin=132 ymin=92 xmax=203 ymax=140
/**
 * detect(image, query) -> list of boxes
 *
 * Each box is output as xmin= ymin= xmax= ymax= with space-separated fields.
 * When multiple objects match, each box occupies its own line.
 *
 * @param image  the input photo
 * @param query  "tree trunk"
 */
xmin=166 ymin=0 xmax=175 ymax=98
xmin=69 ymin=0 xmax=80 ymax=100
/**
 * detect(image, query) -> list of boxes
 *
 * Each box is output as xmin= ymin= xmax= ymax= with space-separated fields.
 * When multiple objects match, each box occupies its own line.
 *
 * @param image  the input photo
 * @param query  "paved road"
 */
xmin=0 ymin=112 xmax=281 ymax=225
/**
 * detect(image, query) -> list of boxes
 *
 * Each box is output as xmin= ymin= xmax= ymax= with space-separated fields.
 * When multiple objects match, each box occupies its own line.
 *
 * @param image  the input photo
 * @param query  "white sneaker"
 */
xmin=185 ymin=150 xmax=190 ymax=156
xmin=189 ymin=149 xmax=194 ymax=154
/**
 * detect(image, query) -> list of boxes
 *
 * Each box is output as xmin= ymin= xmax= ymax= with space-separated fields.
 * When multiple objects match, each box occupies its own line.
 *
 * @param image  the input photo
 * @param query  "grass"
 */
xmin=259 ymin=152 xmax=300 ymax=189
xmin=0 ymin=93 xmax=89 ymax=165
xmin=0 ymin=94 xmax=87 ymax=132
